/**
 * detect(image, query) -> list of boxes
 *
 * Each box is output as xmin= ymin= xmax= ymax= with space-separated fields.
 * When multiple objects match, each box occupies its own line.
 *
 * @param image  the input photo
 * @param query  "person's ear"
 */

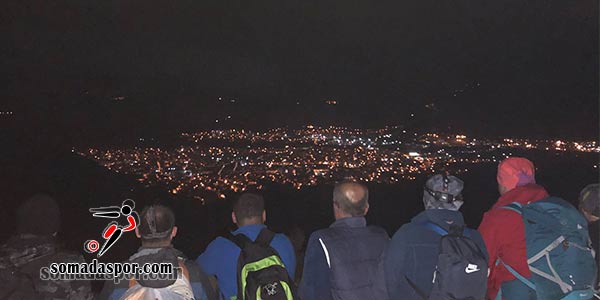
xmin=332 ymin=201 xmax=342 ymax=219
xmin=363 ymin=203 xmax=370 ymax=215
xmin=498 ymin=184 xmax=509 ymax=195
xmin=171 ymin=226 xmax=178 ymax=238
xmin=135 ymin=228 xmax=141 ymax=239
xmin=583 ymin=210 xmax=600 ymax=223
xmin=262 ymin=210 xmax=266 ymax=223
xmin=232 ymin=212 xmax=237 ymax=225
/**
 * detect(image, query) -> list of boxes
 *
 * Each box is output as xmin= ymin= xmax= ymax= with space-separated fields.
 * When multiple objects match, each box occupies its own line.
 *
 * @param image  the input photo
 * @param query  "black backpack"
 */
xmin=228 ymin=228 xmax=297 ymax=300
xmin=410 ymin=222 xmax=488 ymax=300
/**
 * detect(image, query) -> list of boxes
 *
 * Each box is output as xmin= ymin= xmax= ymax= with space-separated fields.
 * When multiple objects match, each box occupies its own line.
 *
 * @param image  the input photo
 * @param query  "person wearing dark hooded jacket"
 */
xmin=384 ymin=174 xmax=488 ymax=300
xmin=99 ymin=205 xmax=217 ymax=300
xmin=0 ymin=194 xmax=93 ymax=300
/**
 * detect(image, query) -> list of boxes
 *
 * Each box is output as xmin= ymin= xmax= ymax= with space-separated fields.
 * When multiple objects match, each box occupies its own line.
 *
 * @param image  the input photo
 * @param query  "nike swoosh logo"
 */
xmin=465 ymin=264 xmax=480 ymax=274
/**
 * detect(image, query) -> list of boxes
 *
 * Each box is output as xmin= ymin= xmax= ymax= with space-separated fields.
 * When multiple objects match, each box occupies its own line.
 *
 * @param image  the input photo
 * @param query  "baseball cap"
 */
xmin=139 ymin=205 xmax=175 ymax=240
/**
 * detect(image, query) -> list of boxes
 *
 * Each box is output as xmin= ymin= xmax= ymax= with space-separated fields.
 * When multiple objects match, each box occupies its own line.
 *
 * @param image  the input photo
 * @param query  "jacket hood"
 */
xmin=411 ymin=209 xmax=465 ymax=232
xmin=128 ymin=246 xmax=184 ymax=288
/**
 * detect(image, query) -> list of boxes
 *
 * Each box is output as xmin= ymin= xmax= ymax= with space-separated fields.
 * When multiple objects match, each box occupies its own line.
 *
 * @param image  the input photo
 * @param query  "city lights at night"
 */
xmin=78 ymin=126 xmax=599 ymax=200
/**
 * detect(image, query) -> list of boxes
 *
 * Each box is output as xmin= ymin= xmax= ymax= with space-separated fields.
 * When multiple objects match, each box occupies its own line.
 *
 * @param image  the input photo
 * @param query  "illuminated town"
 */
xmin=78 ymin=126 xmax=599 ymax=202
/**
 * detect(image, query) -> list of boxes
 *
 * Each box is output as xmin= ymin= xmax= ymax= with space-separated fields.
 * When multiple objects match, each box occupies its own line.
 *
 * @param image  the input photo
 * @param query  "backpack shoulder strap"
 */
xmin=227 ymin=232 xmax=253 ymax=249
xmin=420 ymin=221 xmax=449 ymax=236
xmin=495 ymin=258 xmax=536 ymax=291
xmin=500 ymin=202 xmax=524 ymax=215
xmin=420 ymin=221 xmax=472 ymax=237
xmin=255 ymin=228 xmax=276 ymax=247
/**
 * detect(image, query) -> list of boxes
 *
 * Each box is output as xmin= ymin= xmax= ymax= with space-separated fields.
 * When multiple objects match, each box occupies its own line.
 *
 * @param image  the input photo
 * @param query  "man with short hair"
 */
xmin=478 ymin=157 xmax=549 ymax=300
xmin=384 ymin=174 xmax=488 ymax=300
xmin=197 ymin=193 xmax=296 ymax=300
xmin=0 ymin=194 xmax=93 ymax=300
xmin=299 ymin=181 xmax=389 ymax=300
xmin=99 ymin=205 xmax=216 ymax=300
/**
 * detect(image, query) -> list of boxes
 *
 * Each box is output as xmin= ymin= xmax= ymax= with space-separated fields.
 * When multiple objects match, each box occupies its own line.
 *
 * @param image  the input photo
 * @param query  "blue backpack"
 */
xmin=497 ymin=197 xmax=598 ymax=300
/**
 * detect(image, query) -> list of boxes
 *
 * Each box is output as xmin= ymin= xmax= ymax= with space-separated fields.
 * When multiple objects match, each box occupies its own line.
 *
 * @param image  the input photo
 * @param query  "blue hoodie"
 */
xmin=384 ymin=209 xmax=488 ymax=300
xmin=196 ymin=224 xmax=296 ymax=300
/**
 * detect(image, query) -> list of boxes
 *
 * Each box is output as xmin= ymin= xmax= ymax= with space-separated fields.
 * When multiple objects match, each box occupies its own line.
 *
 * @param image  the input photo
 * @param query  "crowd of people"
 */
xmin=0 ymin=157 xmax=598 ymax=300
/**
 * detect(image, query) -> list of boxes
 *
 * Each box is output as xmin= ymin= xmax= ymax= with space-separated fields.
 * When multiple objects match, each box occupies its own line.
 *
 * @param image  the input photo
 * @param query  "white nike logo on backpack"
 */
xmin=465 ymin=264 xmax=480 ymax=273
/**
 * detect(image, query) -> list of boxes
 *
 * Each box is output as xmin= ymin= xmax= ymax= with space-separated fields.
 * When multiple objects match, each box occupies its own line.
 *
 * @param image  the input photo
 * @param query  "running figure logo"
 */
xmin=84 ymin=199 xmax=139 ymax=257
xmin=264 ymin=282 xmax=279 ymax=296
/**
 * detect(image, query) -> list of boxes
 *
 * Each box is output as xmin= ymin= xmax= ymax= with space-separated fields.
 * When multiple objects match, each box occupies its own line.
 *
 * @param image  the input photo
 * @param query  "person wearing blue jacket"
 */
xmin=384 ymin=174 xmax=488 ymax=300
xmin=196 ymin=193 xmax=296 ymax=300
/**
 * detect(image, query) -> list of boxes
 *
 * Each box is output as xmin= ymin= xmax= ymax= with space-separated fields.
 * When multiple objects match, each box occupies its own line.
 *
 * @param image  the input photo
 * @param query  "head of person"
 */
xmin=423 ymin=174 xmax=464 ymax=211
xmin=16 ymin=194 xmax=60 ymax=236
xmin=579 ymin=184 xmax=599 ymax=223
xmin=497 ymin=157 xmax=536 ymax=195
xmin=332 ymin=181 xmax=369 ymax=220
xmin=135 ymin=205 xmax=177 ymax=248
xmin=232 ymin=193 xmax=266 ymax=227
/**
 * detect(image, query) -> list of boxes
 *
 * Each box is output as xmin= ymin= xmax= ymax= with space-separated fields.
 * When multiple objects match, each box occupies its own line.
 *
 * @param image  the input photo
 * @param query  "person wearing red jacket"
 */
xmin=478 ymin=157 xmax=549 ymax=300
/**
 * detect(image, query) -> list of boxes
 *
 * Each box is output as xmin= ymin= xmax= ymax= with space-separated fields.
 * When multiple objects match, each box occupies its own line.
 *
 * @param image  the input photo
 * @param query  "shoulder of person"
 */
xmin=271 ymin=231 xmax=293 ymax=243
xmin=366 ymin=224 xmax=389 ymax=237
xmin=207 ymin=236 xmax=237 ymax=250
xmin=484 ymin=206 xmax=523 ymax=221
xmin=391 ymin=222 xmax=419 ymax=239
xmin=300 ymin=228 xmax=331 ymax=251
xmin=306 ymin=228 xmax=332 ymax=242
xmin=465 ymin=227 xmax=484 ymax=239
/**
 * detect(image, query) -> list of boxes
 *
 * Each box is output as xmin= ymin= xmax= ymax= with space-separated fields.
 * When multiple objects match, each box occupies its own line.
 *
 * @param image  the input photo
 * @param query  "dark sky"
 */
xmin=1 ymin=0 xmax=598 ymax=145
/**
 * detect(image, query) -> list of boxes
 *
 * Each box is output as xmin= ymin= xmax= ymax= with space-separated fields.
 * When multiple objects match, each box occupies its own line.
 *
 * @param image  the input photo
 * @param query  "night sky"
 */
xmin=1 ymin=0 xmax=598 ymax=146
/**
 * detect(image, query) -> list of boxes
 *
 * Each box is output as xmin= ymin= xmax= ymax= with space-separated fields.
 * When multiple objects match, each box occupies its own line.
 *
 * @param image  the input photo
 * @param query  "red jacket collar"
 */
xmin=492 ymin=183 xmax=549 ymax=209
